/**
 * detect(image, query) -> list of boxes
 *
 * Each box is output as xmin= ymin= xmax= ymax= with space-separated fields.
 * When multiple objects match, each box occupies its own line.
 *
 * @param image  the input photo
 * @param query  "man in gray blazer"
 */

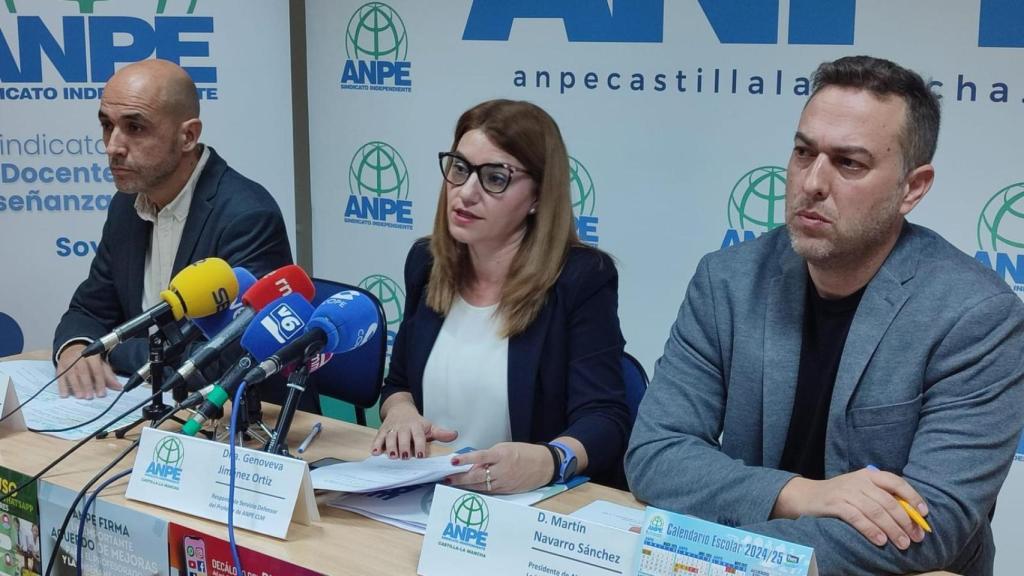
xmin=626 ymin=56 xmax=1024 ymax=575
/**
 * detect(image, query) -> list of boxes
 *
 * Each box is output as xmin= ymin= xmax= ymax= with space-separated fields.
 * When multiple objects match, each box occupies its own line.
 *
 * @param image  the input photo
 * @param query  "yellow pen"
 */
xmin=866 ymin=465 xmax=932 ymax=534
xmin=897 ymin=499 xmax=933 ymax=533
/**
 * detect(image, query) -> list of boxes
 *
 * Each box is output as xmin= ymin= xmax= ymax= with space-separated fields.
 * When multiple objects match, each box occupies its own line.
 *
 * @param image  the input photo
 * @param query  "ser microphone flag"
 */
xmin=82 ymin=258 xmax=238 ymax=357
xmin=159 ymin=264 xmax=316 ymax=392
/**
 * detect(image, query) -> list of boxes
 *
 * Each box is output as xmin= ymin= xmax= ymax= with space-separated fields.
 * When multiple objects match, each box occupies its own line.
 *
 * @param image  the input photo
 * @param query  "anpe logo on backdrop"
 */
xmin=975 ymin=182 xmax=1024 ymax=296
xmin=344 ymin=141 xmax=413 ymax=231
xmin=358 ymin=274 xmax=404 ymax=355
xmin=442 ymin=493 xmax=490 ymax=554
xmin=1 ymin=0 xmax=218 ymax=101
xmin=569 ymin=156 xmax=598 ymax=245
xmin=340 ymin=2 xmax=411 ymax=93
xmin=722 ymin=166 xmax=786 ymax=248
xmin=462 ymin=0 xmax=1023 ymax=48
xmin=144 ymin=436 xmax=184 ymax=488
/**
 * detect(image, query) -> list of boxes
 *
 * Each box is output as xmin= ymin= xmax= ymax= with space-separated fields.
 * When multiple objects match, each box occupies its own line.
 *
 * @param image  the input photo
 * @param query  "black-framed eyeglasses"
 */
xmin=438 ymin=152 xmax=529 ymax=195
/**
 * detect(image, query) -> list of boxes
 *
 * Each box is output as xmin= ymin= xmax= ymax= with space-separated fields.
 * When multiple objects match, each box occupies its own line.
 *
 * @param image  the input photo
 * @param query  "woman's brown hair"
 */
xmin=428 ymin=99 xmax=580 ymax=337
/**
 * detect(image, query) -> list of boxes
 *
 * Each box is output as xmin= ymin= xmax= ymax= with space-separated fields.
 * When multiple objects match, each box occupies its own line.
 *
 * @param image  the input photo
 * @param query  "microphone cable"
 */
xmin=28 ymin=388 xmax=128 ymax=434
xmin=46 ymin=402 xmax=185 ymax=576
xmin=0 ymin=354 xmax=84 ymax=425
xmin=0 ymin=386 xmax=167 ymax=505
xmin=74 ymin=468 xmax=132 ymax=576
xmin=227 ymin=380 xmax=248 ymax=576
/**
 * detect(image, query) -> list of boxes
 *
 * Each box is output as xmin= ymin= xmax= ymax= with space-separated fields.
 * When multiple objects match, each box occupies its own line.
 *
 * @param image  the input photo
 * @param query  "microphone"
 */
xmin=123 ymin=267 xmax=254 ymax=393
xmin=190 ymin=267 xmax=258 ymax=338
xmin=159 ymin=265 xmax=315 ymax=392
xmin=122 ymin=320 xmax=203 ymax=392
xmin=180 ymin=293 xmax=316 ymax=436
xmin=82 ymin=258 xmax=238 ymax=357
xmin=123 ymin=267 xmax=257 ymax=393
xmin=244 ymin=290 xmax=379 ymax=385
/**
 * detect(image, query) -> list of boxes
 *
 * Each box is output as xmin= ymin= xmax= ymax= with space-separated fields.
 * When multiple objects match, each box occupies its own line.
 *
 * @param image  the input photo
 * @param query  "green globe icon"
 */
xmin=450 ymin=494 xmax=489 ymax=531
xmin=727 ymin=166 xmax=787 ymax=232
xmin=154 ymin=437 xmax=183 ymax=466
xmin=569 ymin=156 xmax=596 ymax=217
xmin=349 ymin=141 xmax=410 ymax=199
xmin=358 ymin=274 xmax=404 ymax=335
xmin=977 ymin=182 xmax=1024 ymax=251
xmin=346 ymin=2 xmax=408 ymax=61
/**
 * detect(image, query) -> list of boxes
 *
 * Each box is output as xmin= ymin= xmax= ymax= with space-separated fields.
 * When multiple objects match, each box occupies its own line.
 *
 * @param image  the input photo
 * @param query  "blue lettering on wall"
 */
xmin=464 ymin=0 xmax=1022 ymax=48
xmin=0 ymin=16 xmax=216 ymax=83
xmin=464 ymin=0 xmax=664 ymax=42
xmin=56 ymin=237 xmax=99 ymax=258
xmin=979 ymin=0 xmax=1024 ymax=48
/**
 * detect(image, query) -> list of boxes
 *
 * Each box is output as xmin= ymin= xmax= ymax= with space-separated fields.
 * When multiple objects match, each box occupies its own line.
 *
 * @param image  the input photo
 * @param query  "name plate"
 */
xmin=0 ymin=376 xmax=26 ymax=435
xmin=419 ymin=485 xmax=639 ymax=576
xmin=633 ymin=507 xmax=817 ymax=576
xmin=125 ymin=428 xmax=319 ymax=539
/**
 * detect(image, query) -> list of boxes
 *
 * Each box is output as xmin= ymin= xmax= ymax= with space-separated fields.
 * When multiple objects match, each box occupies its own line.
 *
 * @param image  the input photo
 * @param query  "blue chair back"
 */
xmin=308 ymin=278 xmax=388 ymax=425
xmin=621 ymin=352 xmax=649 ymax=422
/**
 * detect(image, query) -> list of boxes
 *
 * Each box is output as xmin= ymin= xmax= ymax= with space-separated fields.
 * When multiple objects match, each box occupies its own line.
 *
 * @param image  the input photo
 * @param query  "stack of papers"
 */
xmin=310 ymin=453 xmax=472 ymax=493
xmin=0 ymin=360 xmax=163 ymax=441
xmin=328 ymin=480 xmax=585 ymax=534
xmin=571 ymin=499 xmax=645 ymax=533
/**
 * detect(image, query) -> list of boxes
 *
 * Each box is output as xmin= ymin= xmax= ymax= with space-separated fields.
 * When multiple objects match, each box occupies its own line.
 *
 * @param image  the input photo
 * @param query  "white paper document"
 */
xmin=327 ymin=481 xmax=574 ymax=534
xmin=0 ymin=359 xmax=160 ymax=440
xmin=571 ymin=499 xmax=645 ymax=533
xmin=309 ymin=453 xmax=472 ymax=492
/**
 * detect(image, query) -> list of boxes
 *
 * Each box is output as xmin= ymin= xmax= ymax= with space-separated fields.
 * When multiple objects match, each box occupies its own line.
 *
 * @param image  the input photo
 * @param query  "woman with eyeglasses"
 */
xmin=370 ymin=99 xmax=630 ymax=493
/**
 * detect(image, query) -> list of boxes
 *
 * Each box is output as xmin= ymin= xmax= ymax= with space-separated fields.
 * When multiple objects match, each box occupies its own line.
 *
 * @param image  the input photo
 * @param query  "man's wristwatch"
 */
xmin=547 ymin=441 xmax=578 ymax=484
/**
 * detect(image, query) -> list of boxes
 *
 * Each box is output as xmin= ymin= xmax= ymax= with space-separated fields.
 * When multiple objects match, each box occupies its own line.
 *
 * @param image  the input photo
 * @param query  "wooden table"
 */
xmin=1 ymin=352 xmax=954 ymax=575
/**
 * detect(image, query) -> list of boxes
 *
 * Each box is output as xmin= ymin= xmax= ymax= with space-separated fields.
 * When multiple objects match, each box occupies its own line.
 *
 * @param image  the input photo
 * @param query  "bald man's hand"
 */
xmin=56 ymin=343 xmax=122 ymax=400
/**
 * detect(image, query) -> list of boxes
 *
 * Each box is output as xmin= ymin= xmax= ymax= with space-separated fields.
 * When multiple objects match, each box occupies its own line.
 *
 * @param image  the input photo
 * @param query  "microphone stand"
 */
xmin=263 ymin=346 xmax=317 ymax=456
xmin=104 ymin=312 xmax=194 ymax=439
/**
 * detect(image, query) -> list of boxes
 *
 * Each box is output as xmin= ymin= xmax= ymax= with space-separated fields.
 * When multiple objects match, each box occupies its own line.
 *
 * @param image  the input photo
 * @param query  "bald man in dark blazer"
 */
xmin=53 ymin=59 xmax=291 ymax=399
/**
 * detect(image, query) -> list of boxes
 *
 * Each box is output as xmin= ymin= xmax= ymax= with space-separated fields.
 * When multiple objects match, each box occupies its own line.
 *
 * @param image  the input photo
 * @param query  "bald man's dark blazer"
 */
xmin=53 ymin=147 xmax=293 ymax=374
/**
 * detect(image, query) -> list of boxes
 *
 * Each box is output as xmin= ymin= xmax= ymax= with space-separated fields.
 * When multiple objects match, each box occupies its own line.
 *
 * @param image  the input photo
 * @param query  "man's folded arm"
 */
xmin=742 ymin=292 xmax=1024 ymax=575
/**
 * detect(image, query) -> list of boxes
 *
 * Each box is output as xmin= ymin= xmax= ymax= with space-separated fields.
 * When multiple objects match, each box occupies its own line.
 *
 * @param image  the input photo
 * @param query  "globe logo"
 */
xmin=154 ymin=437 xmax=184 ymax=467
xmin=977 ymin=182 xmax=1024 ymax=252
xmin=648 ymin=515 xmax=665 ymax=534
xmin=358 ymin=274 xmax=404 ymax=335
xmin=569 ymin=156 xmax=597 ymax=217
xmin=345 ymin=2 xmax=408 ymax=61
xmin=349 ymin=141 xmax=410 ymax=200
xmin=727 ymin=166 xmax=787 ymax=232
xmin=450 ymin=494 xmax=489 ymax=532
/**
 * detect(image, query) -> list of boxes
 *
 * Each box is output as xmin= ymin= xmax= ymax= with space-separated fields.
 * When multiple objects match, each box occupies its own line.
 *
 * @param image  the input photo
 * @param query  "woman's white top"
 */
xmin=422 ymin=295 xmax=511 ymax=450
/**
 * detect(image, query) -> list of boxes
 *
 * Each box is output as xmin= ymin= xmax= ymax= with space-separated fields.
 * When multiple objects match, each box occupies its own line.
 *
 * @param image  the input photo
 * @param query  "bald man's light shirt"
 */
xmin=136 ymin=145 xmax=210 ymax=309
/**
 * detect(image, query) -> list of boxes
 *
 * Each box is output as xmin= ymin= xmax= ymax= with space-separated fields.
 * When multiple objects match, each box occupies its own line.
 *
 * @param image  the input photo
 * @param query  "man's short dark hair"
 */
xmin=810 ymin=55 xmax=940 ymax=171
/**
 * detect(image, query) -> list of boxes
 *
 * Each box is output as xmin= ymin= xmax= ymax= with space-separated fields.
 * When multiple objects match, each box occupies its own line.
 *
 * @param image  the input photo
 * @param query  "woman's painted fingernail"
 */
xmin=451 ymin=457 xmax=460 ymax=465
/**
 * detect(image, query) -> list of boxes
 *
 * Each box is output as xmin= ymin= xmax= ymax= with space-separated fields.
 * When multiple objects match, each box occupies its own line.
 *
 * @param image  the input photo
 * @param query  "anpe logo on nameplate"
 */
xmin=125 ymin=428 xmax=319 ymax=539
xmin=419 ymin=485 xmax=638 ymax=576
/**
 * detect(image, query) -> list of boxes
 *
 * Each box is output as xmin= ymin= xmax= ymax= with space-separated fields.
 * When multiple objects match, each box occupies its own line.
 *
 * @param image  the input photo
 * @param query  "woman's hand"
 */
xmin=371 ymin=393 xmax=458 ymax=459
xmin=446 ymin=442 xmax=555 ymax=494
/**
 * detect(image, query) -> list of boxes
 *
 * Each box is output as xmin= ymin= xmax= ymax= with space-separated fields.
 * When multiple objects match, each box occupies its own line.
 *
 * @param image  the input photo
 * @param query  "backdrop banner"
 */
xmin=0 ymin=0 xmax=296 ymax=355
xmin=305 ymin=2 xmax=1024 ymax=572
